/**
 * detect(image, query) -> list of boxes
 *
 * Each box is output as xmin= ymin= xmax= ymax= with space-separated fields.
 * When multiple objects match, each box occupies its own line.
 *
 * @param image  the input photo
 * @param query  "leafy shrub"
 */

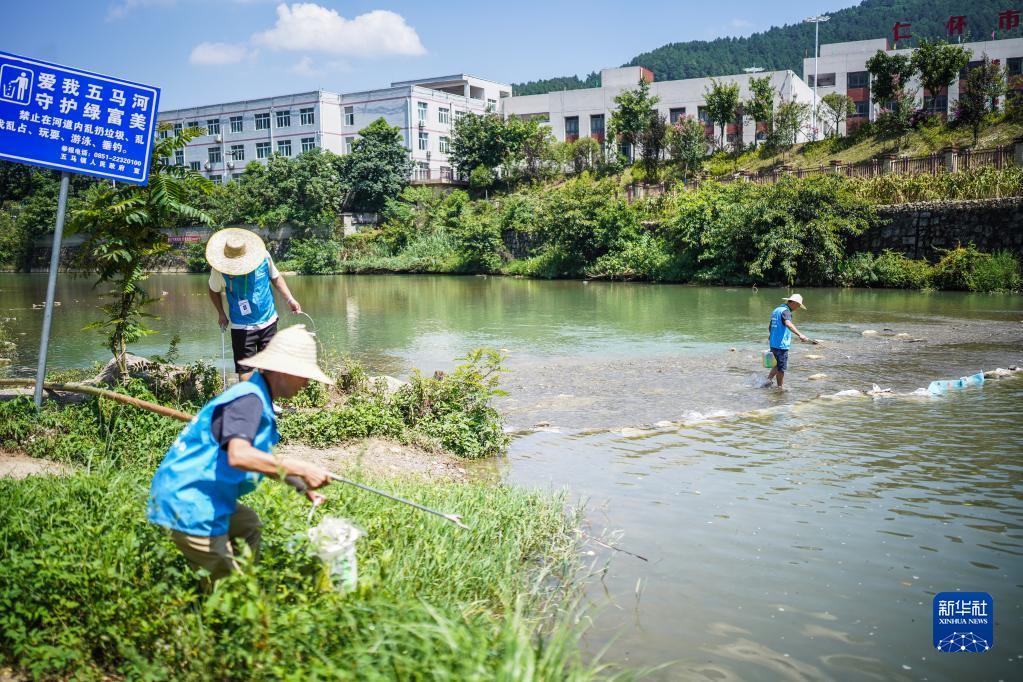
xmin=840 ymin=251 xmax=933 ymax=289
xmin=184 ymin=241 xmax=208 ymax=273
xmin=448 ymin=207 xmax=504 ymax=272
xmin=286 ymin=238 xmax=341 ymax=274
xmin=931 ymin=245 xmax=1022 ymax=292
xmin=391 ymin=348 xmax=509 ymax=458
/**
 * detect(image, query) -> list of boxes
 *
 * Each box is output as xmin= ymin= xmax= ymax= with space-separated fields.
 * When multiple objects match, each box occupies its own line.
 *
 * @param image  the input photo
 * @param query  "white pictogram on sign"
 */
xmin=0 ymin=65 xmax=34 ymax=105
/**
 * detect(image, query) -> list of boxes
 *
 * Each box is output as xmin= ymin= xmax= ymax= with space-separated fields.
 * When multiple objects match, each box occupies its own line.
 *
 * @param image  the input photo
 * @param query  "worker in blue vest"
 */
xmin=206 ymin=228 xmax=301 ymax=381
xmin=147 ymin=325 xmax=332 ymax=581
xmin=766 ymin=293 xmax=816 ymax=388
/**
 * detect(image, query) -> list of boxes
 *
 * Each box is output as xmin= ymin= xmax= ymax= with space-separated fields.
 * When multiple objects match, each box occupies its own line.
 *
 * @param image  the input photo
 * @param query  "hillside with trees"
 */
xmin=513 ymin=0 xmax=1015 ymax=95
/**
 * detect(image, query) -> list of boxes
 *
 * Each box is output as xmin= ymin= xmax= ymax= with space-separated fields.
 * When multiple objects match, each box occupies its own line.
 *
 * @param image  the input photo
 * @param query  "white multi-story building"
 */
xmin=502 ymin=66 xmax=816 ymax=148
xmin=803 ymin=37 xmax=1023 ymax=136
xmin=157 ymin=91 xmax=343 ymax=183
xmin=339 ymin=74 xmax=510 ymax=181
xmin=158 ymin=75 xmax=511 ymax=183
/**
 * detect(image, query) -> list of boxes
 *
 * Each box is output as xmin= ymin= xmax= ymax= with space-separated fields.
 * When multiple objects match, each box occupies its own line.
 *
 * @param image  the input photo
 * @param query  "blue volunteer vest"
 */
xmin=224 ymin=258 xmax=277 ymax=327
xmin=769 ymin=304 xmax=793 ymax=350
xmin=147 ymin=372 xmax=279 ymax=536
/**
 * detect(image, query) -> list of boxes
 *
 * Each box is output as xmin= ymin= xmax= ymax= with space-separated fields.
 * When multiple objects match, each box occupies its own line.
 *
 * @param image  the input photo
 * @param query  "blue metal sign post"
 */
xmin=0 ymin=51 xmax=160 ymax=406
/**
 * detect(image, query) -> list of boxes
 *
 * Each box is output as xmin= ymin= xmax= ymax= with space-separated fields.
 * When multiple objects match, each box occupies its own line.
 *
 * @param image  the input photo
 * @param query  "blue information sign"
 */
xmin=0 ymin=50 xmax=160 ymax=185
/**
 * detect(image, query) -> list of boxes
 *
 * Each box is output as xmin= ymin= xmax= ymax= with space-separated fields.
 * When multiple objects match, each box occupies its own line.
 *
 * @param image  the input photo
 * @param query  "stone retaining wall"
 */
xmin=853 ymin=197 xmax=1023 ymax=260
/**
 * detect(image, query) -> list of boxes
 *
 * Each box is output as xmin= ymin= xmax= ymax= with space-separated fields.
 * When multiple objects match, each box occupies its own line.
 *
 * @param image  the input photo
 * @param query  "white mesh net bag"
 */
xmin=307 ymin=516 xmax=365 ymax=592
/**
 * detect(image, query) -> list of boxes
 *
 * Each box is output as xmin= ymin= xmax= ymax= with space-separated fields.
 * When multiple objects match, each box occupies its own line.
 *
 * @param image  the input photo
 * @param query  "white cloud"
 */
xmin=290 ymin=56 xmax=318 ymax=76
xmin=252 ymin=3 xmax=426 ymax=57
xmin=189 ymin=42 xmax=255 ymax=65
xmin=106 ymin=0 xmax=177 ymax=21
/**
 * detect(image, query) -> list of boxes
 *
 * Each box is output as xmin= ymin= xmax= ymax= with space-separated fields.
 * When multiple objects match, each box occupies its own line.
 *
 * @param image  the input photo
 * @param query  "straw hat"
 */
xmin=239 ymin=325 xmax=334 ymax=384
xmin=205 ymin=228 xmax=267 ymax=276
xmin=784 ymin=293 xmax=806 ymax=309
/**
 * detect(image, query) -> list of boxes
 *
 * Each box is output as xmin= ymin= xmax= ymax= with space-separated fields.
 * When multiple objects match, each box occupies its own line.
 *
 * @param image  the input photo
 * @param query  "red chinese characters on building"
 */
xmin=947 ymin=15 xmax=967 ymax=36
xmin=999 ymin=9 xmax=1021 ymax=31
xmin=892 ymin=21 xmax=912 ymax=44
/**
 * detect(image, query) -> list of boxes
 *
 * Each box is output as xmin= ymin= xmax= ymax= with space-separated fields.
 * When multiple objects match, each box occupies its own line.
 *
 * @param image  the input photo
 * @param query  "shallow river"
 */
xmin=2 ymin=273 xmax=1022 ymax=681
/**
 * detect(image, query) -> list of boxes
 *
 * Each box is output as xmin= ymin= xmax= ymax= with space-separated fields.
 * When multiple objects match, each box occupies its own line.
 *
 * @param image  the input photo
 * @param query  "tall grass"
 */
xmin=851 ymin=166 xmax=1023 ymax=204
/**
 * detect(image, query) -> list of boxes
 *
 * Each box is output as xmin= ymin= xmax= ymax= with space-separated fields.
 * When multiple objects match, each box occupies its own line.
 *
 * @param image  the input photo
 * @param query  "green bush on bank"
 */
xmin=272 ymin=170 xmax=1020 ymax=292
xmin=840 ymin=246 xmax=1022 ymax=292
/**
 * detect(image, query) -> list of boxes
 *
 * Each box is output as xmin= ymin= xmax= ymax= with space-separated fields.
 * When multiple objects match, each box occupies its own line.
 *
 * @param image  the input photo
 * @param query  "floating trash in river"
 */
xmin=927 ymin=372 xmax=985 ymax=395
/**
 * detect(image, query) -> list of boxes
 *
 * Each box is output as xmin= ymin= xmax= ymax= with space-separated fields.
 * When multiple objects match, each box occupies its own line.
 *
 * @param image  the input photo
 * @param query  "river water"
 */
xmin=2 ymin=273 xmax=1022 ymax=681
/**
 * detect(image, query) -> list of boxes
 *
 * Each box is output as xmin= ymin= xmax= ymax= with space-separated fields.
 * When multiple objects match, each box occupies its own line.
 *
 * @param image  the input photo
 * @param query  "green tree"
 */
xmin=557 ymin=137 xmax=602 ymax=174
xmin=704 ymin=78 xmax=740 ymax=149
xmin=505 ymin=117 xmax=556 ymax=181
xmin=450 ymin=113 xmax=510 ymax=178
xmin=772 ymin=98 xmax=810 ymax=146
xmin=912 ymin=39 xmax=972 ymax=113
xmin=955 ymin=56 xmax=1007 ymax=145
xmin=338 ymin=118 xmax=413 ymax=213
xmin=820 ymin=92 xmax=855 ymax=137
xmin=68 ymin=125 xmax=213 ymax=375
xmin=608 ymin=78 xmax=659 ymax=163
xmin=744 ymin=75 xmax=775 ymax=145
xmin=638 ymin=112 xmax=668 ymax=179
xmin=865 ymin=50 xmax=917 ymax=135
xmin=667 ymin=117 xmax=707 ymax=180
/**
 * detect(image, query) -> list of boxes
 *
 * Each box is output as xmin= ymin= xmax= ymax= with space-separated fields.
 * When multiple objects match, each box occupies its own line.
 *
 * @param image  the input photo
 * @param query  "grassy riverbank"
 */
xmin=0 ymin=357 xmax=616 ymax=680
xmin=279 ymin=170 xmax=1022 ymax=293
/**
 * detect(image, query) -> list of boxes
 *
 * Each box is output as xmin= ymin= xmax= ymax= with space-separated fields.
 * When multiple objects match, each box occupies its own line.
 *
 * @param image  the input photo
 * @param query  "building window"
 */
xmin=189 ymin=161 xmax=201 ymax=171
xmin=210 ymin=175 xmax=223 ymax=185
xmin=438 ymin=107 xmax=450 ymax=124
xmin=807 ymin=73 xmax=836 ymax=88
xmin=207 ymin=119 xmax=220 ymax=136
xmin=254 ymin=112 xmax=270 ymax=130
xmin=439 ymin=136 xmax=450 ymax=153
xmin=590 ymin=114 xmax=604 ymax=136
xmin=208 ymin=147 xmax=222 ymax=164
xmin=564 ymin=116 xmax=579 ymax=141
xmin=232 ymin=173 xmax=243 ymax=181
xmin=486 ymin=98 xmax=497 ymax=112
xmin=256 ymin=141 xmax=272 ymax=159
xmin=960 ymin=60 xmax=984 ymax=79
xmin=344 ymin=106 xmax=354 ymax=126
xmin=414 ymin=161 xmax=430 ymax=180
xmin=454 ymin=109 xmax=466 ymax=122
xmin=300 ymin=107 xmax=315 ymax=125
xmin=301 ymin=137 xmax=316 ymax=152
xmin=230 ymin=115 xmax=243 ymax=133
xmin=853 ymin=100 xmax=870 ymax=117
xmin=697 ymin=106 xmax=710 ymax=124
xmin=927 ymin=95 xmax=949 ymax=113
xmin=440 ymin=166 xmax=453 ymax=180
xmin=230 ymin=144 xmax=245 ymax=161
xmin=159 ymin=129 xmax=168 ymax=139
xmin=417 ymin=102 xmax=428 ymax=122
xmin=187 ymin=120 xmax=199 ymax=130
xmin=345 ymin=136 xmax=355 ymax=154
xmin=847 ymin=71 xmax=869 ymax=89
xmin=1008 ymin=57 xmax=1023 ymax=76
xmin=174 ymin=149 xmax=184 ymax=166
xmin=160 ymin=155 xmax=170 ymax=165
xmin=668 ymin=108 xmax=686 ymax=123
xmin=276 ymin=110 xmax=290 ymax=128
xmin=173 ymin=122 xmax=182 ymax=135
xmin=418 ymin=131 xmax=429 ymax=150
xmin=277 ymin=139 xmax=292 ymax=156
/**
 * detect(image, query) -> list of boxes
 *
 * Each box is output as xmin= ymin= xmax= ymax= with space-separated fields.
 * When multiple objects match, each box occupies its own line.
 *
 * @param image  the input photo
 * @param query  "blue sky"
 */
xmin=5 ymin=0 xmax=854 ymax=109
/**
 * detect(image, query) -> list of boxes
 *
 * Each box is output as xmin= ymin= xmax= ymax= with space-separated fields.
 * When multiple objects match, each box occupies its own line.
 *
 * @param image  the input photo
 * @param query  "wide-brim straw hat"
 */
xmin=239 ymin=325 xmax=334 ymax=384
xmin=784 ymin=293 xmax=806 ymax=309
xmin=205 ymin=228 xmax=267 ymax=276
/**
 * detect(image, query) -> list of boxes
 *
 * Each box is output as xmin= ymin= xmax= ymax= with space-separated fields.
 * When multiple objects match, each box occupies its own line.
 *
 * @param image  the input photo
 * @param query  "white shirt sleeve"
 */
xmin=208 ymin=269 xmax=226 ymax=293
xmin=267 ymin=255 xmax=280 ymax=279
